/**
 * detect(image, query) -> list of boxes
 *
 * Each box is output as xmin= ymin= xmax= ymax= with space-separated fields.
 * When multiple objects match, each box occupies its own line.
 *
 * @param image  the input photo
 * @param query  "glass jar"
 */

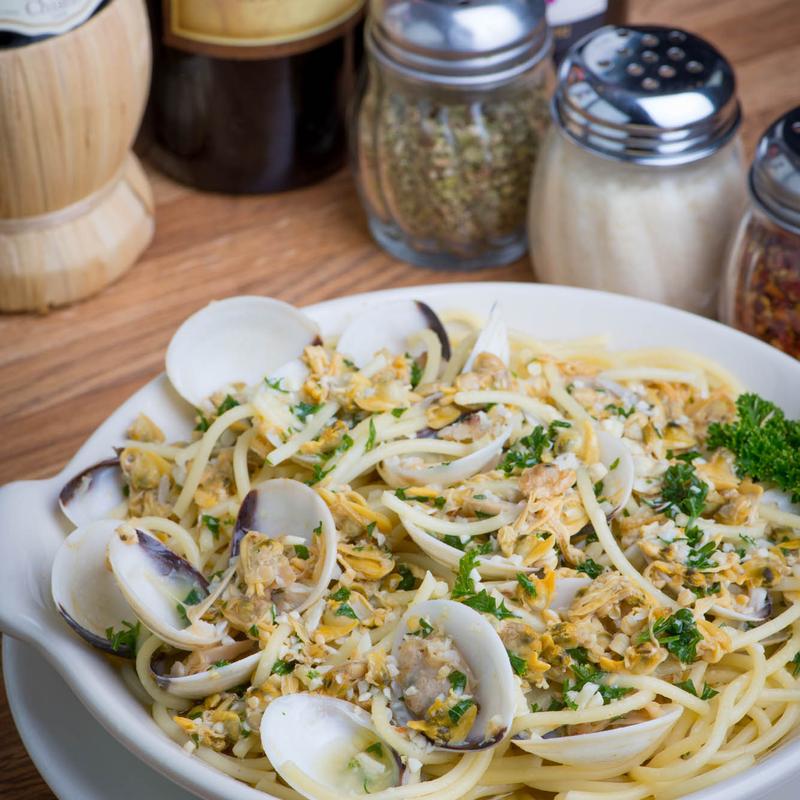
xmin=352 ymin=0 xmax=553 ymax=270
xmin=720 ymin=108 xmax=800 ymax=358
xmin=528 ymin=25 xmax=747 ymax=318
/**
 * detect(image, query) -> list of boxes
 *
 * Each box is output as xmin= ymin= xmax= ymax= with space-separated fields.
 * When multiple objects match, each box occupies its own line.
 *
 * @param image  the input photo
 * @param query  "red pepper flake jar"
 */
xmin=720 ymin=107 xmax=800 ymax=358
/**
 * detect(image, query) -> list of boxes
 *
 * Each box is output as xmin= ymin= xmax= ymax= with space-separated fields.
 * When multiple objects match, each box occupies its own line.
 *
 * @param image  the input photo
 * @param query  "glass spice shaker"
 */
xmin=529 ymin=26 xmax=747 ymax=317
xmin=720 ymin=107 xmax=800 ymax=359
xmin=352 ymin=0 xmax=554 ymax=270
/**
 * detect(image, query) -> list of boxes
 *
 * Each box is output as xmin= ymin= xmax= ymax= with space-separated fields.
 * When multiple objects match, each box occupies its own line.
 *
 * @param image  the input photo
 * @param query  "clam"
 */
xmin=166 ymin=296 xmax=320 ymax=407
xmin=108 ymin=525 xmax=221 ymax=650
xmin=513 ymin=704 xmax=682 ymax=766
xmin=261 ymin=694 xmax=402 ymax=799
xmin=462 ymin=302 xmax=509 ymax=373
xmin=51 ymin=519 xmax=139 ymax=657
xmin=401 ymin=518 xmax=529 ymax=579
xmin=595 ymin=429 xmax=635 ymax=518
xmin=380 ymin=425 xmax=513 ymax=490
xmin=390 ymin=599 xmax=516 ymax=750
xmin=151 ymin=640 xmax=261 ymax=699
xmin=549 ymin=575 xmax=593 ymax=613
xmin=335 ymin=299 xmax=451 ymax=370
xmin=58 ymin=458 xmax=126 ymax=528
xmin=230 ymin=478 xmax=338 ymax=613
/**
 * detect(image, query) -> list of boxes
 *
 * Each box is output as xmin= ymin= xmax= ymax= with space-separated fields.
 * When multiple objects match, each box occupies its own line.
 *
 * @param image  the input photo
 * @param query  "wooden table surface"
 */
xmin=1 ymin=0 xmax=798 ymax=796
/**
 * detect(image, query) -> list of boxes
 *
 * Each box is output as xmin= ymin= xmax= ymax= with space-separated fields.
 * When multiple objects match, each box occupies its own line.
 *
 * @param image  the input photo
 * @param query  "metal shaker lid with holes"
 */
xmin=553 ymin=25 xmax=741 ymax=165
xmin=367 ymin=0 xmax=551 ymax=87
xmin=750 ymin=107 xmax=800 ymax=234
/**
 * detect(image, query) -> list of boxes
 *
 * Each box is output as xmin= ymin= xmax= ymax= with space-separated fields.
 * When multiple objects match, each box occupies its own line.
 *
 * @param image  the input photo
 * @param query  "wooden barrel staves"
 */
xmin=0 ymin=0 xmax=155 ymax=313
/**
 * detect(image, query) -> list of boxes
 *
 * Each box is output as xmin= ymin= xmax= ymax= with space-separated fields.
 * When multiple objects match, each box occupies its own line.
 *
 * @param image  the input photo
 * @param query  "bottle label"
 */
xmin=0 ymin=0 xmax=106 ymax=36
xmin=163 ymin=0 xmax=364 ymax=59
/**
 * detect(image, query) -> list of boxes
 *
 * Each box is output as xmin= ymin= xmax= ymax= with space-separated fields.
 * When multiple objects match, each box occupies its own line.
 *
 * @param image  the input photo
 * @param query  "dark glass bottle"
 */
xmin=143 ymin=1 xmax=364 ymax=195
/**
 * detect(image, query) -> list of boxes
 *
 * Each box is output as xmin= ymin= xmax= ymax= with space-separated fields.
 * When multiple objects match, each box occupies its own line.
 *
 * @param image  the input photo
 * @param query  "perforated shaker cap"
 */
xmin=367 ymin=0 xmax=551 ymax=87
xmin=553 ymin=25 xmax=741 ymax=165
xmin=750 ymin=107 xmax=800 ymax=235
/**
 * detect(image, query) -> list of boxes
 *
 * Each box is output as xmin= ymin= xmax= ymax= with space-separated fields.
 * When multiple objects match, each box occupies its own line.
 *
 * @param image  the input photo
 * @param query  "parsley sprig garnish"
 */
xmin=499 ymin=421 xmax=570 ymax=475
xmin=451 ymin=551 xmax=518 ymax=620
xmin=660 ymin=462 xmax=709 ymax=521
xmin=707 ymin=393 xmax=800 ymax=502
xmin=105 ymin=620 xmax=140 ymax=654
xmin=637 ymin=608 xmax=703 ymax=663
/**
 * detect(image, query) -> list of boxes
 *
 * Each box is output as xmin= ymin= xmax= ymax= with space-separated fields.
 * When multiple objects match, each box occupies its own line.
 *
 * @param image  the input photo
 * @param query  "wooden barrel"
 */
xmin=0 ymin=0 xmax=155 ymax=312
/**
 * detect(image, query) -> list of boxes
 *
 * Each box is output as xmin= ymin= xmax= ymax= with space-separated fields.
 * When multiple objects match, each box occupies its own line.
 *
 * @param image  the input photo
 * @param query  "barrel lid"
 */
xmin=750 ymin=106 xmax=800 ymax=234
xmin=367 ymin=0 xmax=551 ymax=86
xmin=553 ymin=25 xmax=741 ymax=165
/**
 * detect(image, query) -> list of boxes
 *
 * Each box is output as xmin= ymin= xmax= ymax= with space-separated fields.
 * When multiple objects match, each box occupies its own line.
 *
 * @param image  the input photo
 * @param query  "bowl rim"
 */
xmin=2 ymin=280 xmax=800 ymax=800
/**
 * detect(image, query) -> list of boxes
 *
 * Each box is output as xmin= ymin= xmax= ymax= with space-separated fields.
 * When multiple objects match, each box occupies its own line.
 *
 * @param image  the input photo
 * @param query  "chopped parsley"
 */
xmin=443 ymin=534 xmax=466 ymax=551
xmin=330 ymin=586 xmax=351 ymax=601
xmin=306 ymin=463 xmax=332 ymax=485
xmin=212 ymin=659 xmax=230 ymax=669
xmin=500 ymin=426 xmax=551 ymax=474
xmin=396 ymin=564 xmax=417 ymax=591
xmin=394 ymin=488 xmax=407 ymax=500
xmin=448 ymin=670 xmax=467 ymax=693
xmin=577 ymin=558 xmax=603 ymax=578
xmin=564 ymin=649 xmax=632 ymax=704
xmin=270 ymin=659 xmax=295 ymax=676
xmin=676 ymin=679 xmax=719 ymax=700
xmin=365 ymin=418 xmax=377 ymax=451
xmin=433 ymin=496 xmax=446 ymax=509
xmin=507 ymin=650 xmax=528 ymax=676
xmin=202 ymin=514 xmax=220 ymax=538
xmin=194 ymin=410 xmax=210 ymax=432
xmin=462 ymin=590 xmax=517 ymax=620
xmin=105 ymin=620 xmax=140 ymax=654
xmin=452 ymin=551 xmax=479 ymax=598
xmin=791 ymin=653 xmax=800 ymax=677
xmin=661 ymin=462 xmax=709 ymax=521
xmin=412 ymin=618 xmax=433 ymax=637
xmin=605 ymin=403 xmax=634 ymax=418
xmin=516 ymin=572 xmax=537 ymax=597
xmin=216 ymin=394 xmax=240 ymax=414
xmin=639 ymin=608 xmax=703 ymax=663
xmin=366 ymin=741 xmax=384 ymax=757
xmin=408 ymin=355 xmax=423 ymax=389
xmin=313 ymin=521 xmax=323 ymax=536
xmin=391 ymin=408 xmax=406 ymax=418
xmin=336 ymin=603 xmax=359 ymax=619
xmin=248 ymin=624 xmax=260 ymax=638
xmin=293 ymin=544 xmax=310 ymax=560
xmin=448 ymin=698 xmax=475 ymax=725
xmin=686 ymin=539 xmax=717 ymax=572
xmin=292 ymin=401 xmax=321 ymax=423
xmin=264 ymin=377 xmax=288 ymax=393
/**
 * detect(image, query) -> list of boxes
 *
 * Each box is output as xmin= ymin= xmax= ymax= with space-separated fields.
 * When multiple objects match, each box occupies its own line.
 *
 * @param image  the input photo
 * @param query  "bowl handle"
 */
xmin=0 ymin=479 xmax=66 ymax=646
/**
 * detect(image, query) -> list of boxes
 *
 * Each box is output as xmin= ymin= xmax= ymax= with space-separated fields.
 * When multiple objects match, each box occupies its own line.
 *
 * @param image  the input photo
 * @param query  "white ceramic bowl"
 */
xmin=1 ymin=282 xmax=799 ymax=800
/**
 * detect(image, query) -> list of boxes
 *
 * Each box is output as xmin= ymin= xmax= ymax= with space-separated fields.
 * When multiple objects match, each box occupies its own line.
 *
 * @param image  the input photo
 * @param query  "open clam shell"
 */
xmin=335 ymin=299 xmax=451 ymax=370
xmin=549 ymin=575 xmax=593 ymax=614
xmin=261 ymin=694 xmax=402 ymax=799
xmin=402 ymin=518 xmax=530 ymax=579
xmin=152 ymin=641 xmax=261 ymax=699
xmin=231 ymin=478 xmax=338 ymax=613
xmin=595 ymin=429 xmax=635 ymax=518
xmin=108 ymin=526 xmax=219 ymax=650
xmin=166 ymin=296 xmax=320 ymax=408
xmin=513 ymin=704 xmax=682 ymax=766
xmin=462 ymin=302 xmax=509 ymax=372
xmin=51 ymin=519 xmax=138 ymax=657
xmin=58 ymin=458 xmax=125 ymax=528
xmin=380 ymin=426 xmax=512 ymax=489
xmin=711 ymin=587 xmax=771 ymax=623
xmin=391 ymin=599 xmax=516 ymax=751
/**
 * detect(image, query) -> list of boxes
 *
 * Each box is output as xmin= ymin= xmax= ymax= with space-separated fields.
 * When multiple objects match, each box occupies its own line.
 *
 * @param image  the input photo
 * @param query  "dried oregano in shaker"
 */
xmin=353 ymin=0 xmax=553 ymax=269
xmin=720 ymin=107 xmax=800 ymax=358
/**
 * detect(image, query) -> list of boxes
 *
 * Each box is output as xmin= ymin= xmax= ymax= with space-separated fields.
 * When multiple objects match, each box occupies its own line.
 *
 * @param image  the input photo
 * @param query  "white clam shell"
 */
xmin=108 ymin=527 xmax=220 ymax=650
xmin=155 ymin=651 xmax=262 ymax=699
xmin=166 ymin=296 xmax=319 ymax=407
xmin=462 ymin=302 xmax=509 ymax=372
xmin=711 ymin=587 xmax=771 ymax=623
xmin=596 ymin=429 xmax=635 ymax=518
xmin=380 ymin=426 xmax=512 ymax=489
xmin=514 ymin=704 xmax=682 ymax=766
xmin=549 ymin=576 xmax=593 ymax=613
xmin=58 ymin=459 xmax=125 ymax=528
xmin=232 ymin=479 xmax=338 ymax=613
xmin=261 ymin=694 xmax=401 ymax=799
xmin=51 ymin=519 xmax=138 ymax=656
xmin=402 ymin=518 xmax=529 ymax=579
xmin=392 ymin=599 xmax=516 ymax=750
xmin=335 ymin=299 xmax=451 ymax=369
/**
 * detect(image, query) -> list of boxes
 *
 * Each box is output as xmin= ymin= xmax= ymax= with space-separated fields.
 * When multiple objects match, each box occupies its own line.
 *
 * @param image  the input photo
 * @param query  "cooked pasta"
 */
xmin=53 ymin=302 xmax=800 ymax=800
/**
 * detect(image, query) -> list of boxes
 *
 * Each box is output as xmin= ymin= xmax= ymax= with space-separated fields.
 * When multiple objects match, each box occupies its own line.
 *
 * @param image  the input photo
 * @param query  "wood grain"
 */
xmin=1 ymin=1 xmax=797 ymax=796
